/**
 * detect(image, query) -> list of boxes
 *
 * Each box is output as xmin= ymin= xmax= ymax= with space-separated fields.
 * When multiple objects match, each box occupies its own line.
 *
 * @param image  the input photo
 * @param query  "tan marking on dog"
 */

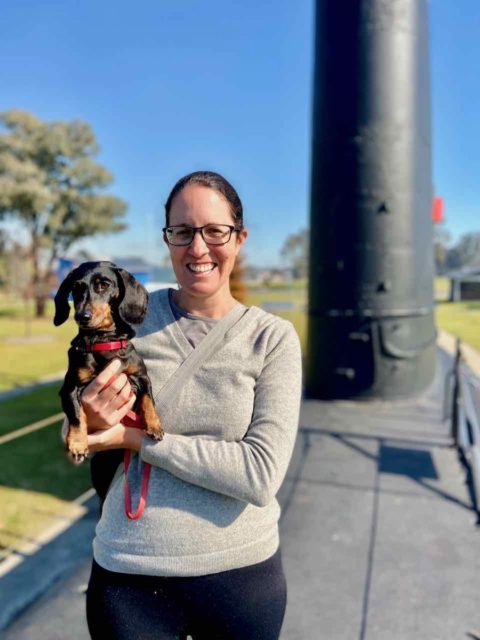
xmin=139 ymin=394 xmax=163 ymax=441
xmin=124 ymin=363 xmax=139 ymax=376
xmin=91 ymin=302 xmax=114 ymax=330
xmin=78 ymin=367 xmax=95 ymax=384
xmin=66 ymin=406 xmax=89 ymax=463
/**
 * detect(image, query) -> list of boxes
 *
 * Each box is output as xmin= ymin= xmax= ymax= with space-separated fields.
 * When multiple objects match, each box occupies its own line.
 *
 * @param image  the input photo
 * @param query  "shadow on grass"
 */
xmin=0 ymin=423 xmax=91 ymax=500
xmin=0 ymin=385 xmax=62 ymax=435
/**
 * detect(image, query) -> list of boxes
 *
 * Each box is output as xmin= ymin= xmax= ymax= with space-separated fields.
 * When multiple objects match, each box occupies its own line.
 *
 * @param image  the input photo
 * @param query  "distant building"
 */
xmin=112 ymin=257 xmax=177 ymax=291
xmin=54 ymin=255 xmax=176 ymax=295
xmin=245 ymin=266 xmax=295 ymax=285
xmin=447 ymin=267 xmax=480 ymax=302
xmin=112 ymin=256 xmax=153 ymax=286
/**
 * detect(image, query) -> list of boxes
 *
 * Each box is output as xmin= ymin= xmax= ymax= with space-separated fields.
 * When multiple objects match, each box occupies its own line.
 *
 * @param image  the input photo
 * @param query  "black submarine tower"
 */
xmin=306 ymin=0 xmax=436 ymax=400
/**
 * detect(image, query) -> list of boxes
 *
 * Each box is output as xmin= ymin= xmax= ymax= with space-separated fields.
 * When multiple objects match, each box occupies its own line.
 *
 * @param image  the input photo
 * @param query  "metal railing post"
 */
xmin=451 ymin=338 xmax=462 ymax=445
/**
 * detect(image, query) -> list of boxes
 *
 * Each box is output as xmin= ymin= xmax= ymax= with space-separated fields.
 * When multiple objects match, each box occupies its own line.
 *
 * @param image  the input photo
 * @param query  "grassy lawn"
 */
xmin=435 ymin=301 xmax=480 ymax=352
xmin=434 ymin=276 xmax=450 ymax=302
xmin=246 ymin=286 xmax=307 ymax=350
xmin=0 ymin=384 xmax=91 ymax=560
xmin=0 ymin=297 xmax=90 ymax=560
xmin=0 ymin=298 xmax=75 ymax=391
xmin=0 ymin=486 xmax=89 ymax=561
xmin=0 ymin=384 xmax=63 ymax=436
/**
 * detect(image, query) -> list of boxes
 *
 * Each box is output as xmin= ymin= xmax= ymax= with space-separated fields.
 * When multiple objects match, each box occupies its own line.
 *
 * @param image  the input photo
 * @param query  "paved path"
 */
xmin=2 ymin=346 xmax=480 ymax=639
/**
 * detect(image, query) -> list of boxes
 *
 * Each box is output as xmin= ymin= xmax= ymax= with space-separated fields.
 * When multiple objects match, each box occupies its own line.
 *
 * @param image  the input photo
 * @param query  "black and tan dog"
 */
xmin=54 ymin=261 xmax=163 ymax=463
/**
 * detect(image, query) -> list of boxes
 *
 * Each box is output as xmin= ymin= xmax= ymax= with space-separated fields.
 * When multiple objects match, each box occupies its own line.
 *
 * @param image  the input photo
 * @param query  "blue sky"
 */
xmin=0 ymin=0 xmax=478 ymax=267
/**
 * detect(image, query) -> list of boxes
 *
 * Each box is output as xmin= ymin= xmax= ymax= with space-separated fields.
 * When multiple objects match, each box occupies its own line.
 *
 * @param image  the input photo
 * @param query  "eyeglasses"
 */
xmin=163 ymin=224 xmax=240 ymax=246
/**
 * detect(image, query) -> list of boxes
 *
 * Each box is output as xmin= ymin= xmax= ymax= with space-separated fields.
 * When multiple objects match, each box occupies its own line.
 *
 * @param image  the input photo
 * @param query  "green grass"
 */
xmin=0 ymin=422 xmax=90 ymax=498
xmin=0 ymin=384 xmax=62 ymax=436
xmin=0 ymin=415 xmax=92 ymax=560
xmin=434 ymin=276 xmax=450 ymax=301
xmin=0 ymin=487 xmax=89 ymax=560
xmin=249 ymin=278 xmax=307 ymax=291
xmin=246 ymin=286 xmax=307 ymax=350
xmin=0 ymin=296 xmax=90 ymax=560
xmin=0 ymin=298 xmax=75 ymax=390
xmin=435 ymin=300 xmax=480 ymax=352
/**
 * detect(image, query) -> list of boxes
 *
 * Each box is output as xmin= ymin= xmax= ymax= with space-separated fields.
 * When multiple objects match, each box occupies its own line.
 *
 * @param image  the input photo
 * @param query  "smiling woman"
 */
xmin=163 ymin=175 xmax=248 ymax=318
xmin=81 ymin=170 xmax=302 ymax=640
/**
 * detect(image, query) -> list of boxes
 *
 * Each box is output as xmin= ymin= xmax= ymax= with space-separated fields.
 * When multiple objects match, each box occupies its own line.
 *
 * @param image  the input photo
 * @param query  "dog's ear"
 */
xmin=53 ymin=269 xmax=78 ymax=326
xmin=116 ymin=268 xmax=149 ymax=325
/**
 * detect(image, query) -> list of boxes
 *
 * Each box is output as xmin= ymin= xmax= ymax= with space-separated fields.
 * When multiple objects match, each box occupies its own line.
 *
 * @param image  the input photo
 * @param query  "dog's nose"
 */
xmin=75 ymin=309 xmax=93 ymax=324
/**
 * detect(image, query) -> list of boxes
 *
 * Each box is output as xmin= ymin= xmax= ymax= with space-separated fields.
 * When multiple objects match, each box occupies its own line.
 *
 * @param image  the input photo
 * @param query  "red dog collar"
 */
xmin=86 ymin=339 xmax=130 ymax=353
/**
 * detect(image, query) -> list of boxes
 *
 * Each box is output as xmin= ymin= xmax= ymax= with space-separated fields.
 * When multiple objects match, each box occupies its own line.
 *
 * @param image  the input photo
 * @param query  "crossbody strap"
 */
xmin=154 ymin=302 xmax=248 ymax=414
xmin=123 ymin=301 xmax=248 ymax=520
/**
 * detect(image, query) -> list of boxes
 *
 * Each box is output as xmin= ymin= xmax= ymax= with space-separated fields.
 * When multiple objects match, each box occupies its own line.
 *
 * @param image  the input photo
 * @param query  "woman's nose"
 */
xmin=188 ymin=231 xmax=209 ymax=255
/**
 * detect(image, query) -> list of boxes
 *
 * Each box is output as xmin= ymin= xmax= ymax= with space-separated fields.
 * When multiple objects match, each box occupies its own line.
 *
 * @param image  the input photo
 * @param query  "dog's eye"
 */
xmin=95 ymin=280 xmax=110 ymax=292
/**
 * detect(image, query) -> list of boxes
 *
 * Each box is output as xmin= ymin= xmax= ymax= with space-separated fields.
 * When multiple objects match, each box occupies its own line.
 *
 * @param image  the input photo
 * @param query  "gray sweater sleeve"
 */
xmin=140 ymin=322 xmax=302 ymax=507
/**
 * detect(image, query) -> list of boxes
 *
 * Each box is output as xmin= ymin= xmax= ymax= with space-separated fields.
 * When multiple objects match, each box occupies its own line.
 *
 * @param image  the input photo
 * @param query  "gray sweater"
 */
xmin=93 ymin=288 xmax=302 ymax=577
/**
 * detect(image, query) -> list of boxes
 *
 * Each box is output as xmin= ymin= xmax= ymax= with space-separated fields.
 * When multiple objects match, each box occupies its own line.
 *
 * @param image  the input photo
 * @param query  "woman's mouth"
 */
xmin=186 ymin=263 xmax=216 ymax=273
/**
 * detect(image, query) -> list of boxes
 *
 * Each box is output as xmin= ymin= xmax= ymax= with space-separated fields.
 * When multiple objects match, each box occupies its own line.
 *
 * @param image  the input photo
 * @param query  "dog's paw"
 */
xmin=146 ymin=427 xmax=164 ymax=442
xmin=67 ymin=450 xmax=88 ymax=465
xmin=66 ymin=429 xmax=89 ymax=464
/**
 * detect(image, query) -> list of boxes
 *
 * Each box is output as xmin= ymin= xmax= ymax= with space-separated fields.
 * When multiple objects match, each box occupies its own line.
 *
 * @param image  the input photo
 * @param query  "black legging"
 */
xmin=86 ymin=548 xmax=287 ymax=639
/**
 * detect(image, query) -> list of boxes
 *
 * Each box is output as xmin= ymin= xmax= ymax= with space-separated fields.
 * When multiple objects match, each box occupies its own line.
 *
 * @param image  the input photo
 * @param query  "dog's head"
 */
xmin=53 ymin=261 xmax=149 ymax=329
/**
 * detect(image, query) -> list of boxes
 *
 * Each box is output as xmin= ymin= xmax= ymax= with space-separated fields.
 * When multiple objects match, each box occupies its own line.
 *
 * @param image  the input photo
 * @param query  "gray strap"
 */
xmin=154 ymin=303 xmax=247 ymax=413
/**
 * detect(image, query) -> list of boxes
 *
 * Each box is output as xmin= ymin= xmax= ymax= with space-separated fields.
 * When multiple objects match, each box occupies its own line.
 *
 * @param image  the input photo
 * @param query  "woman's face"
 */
xmin=166 ymin=184 xmax=247 ymax=301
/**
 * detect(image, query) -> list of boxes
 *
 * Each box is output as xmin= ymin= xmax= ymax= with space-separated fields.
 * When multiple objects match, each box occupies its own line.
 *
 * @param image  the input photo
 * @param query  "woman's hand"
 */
xmin=87 ymin=422 xmax=145 ymax=453
xmin=59 ymin=360 xmax=145 ymax=454
xmin=80 ymin=359 xmax=144 ymax=453
xmin=81 ymin=359 xmax=136 ymax=431
xmin=60 ymin=415 xmax=145 ymax=454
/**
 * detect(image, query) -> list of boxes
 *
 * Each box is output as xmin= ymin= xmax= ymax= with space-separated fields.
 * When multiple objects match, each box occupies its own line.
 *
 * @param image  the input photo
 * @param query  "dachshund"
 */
xmin=54 ymin=261 xmax=163 ymax=464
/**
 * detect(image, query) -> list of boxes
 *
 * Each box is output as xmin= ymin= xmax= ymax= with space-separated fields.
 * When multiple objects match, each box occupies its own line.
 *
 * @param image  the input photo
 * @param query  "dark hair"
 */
xmin=164 ymin=171 xmax=243 ymax=228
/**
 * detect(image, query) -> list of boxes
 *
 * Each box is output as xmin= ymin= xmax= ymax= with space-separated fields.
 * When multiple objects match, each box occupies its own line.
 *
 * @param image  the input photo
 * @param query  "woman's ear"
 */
xmin=235 ymin=228 xmax=248 ymax=255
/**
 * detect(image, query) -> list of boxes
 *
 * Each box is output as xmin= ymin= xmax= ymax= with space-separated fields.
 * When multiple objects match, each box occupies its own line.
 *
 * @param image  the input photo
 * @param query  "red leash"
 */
xmin=120 ymin=410 xmax=151 ymax=520
xmin=98 ymin=359 xmax=150 ymax=520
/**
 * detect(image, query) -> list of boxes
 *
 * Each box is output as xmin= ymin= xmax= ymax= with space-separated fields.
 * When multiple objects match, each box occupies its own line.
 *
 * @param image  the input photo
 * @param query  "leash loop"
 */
xmin=121 ymin=410 xmax=152 ymax=520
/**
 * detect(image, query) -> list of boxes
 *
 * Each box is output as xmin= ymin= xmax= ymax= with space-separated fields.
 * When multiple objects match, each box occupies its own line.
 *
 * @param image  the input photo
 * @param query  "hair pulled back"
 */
xmin=165 ymin=171 xmax=243 ymax=228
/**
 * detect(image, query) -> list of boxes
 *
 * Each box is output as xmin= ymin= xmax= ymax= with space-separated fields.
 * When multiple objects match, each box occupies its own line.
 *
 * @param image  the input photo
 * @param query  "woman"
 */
xmin=81 ymin=171 xmax=302 ymax=639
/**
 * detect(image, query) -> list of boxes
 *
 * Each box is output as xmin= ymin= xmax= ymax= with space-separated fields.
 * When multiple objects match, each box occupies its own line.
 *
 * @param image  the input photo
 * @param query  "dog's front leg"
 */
xmin=135 ymin=378 xmax=163 ymax=441
xmin=61 ymin=385 xmax=89 ymax=464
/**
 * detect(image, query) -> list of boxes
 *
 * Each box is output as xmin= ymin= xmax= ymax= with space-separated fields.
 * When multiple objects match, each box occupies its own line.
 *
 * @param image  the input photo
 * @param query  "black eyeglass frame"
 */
xmin=162 ymin=224 xmax=241 ymax=246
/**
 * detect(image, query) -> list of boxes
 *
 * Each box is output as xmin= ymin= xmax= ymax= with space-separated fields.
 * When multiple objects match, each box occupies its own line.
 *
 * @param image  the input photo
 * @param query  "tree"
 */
xmin=433 ymin=225 xmax=452 ymax=274
xmin=0 ymin=228 xmax=31 ymax=293
xmin=280 ymin=228 xmax=309 ymax=279
xmin=0 ymin=109 xmax=127 ymax=316
xmin=454 ymin=232 xmax=480 ymax=268
xmin=444 ymin=231 xmax=480 ymax=272
xmin=0 ymin=227 xmax=8 ymax=288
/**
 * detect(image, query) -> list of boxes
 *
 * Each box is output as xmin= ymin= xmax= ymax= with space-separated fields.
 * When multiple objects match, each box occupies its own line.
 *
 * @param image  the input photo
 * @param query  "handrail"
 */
xmin=450 ymin=339 xmax=480 ymax=515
